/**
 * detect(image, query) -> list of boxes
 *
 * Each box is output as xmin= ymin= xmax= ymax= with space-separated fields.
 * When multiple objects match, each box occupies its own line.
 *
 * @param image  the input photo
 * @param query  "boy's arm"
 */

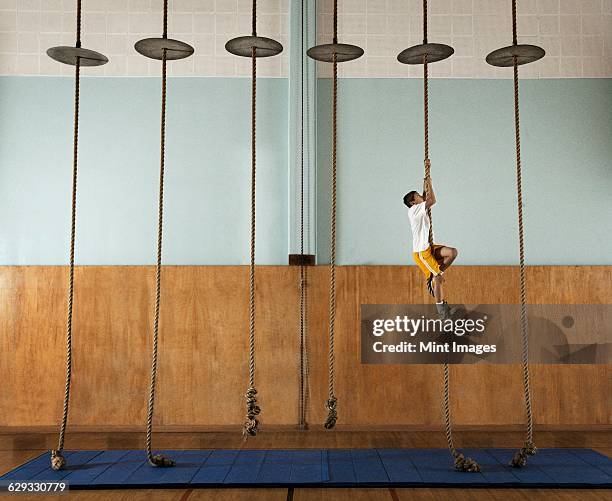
xmin=424 ymin=176 xmax=436 ymax=208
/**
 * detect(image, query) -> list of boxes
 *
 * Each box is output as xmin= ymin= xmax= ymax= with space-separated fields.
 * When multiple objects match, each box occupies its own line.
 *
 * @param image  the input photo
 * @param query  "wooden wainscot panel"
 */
xmin=0 ymin=265 xmax=609 ymax=428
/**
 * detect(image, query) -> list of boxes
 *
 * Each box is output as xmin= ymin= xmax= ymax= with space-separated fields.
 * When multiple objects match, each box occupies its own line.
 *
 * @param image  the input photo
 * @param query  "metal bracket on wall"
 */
xmin=288 ymin=254 xmax=316 ymax=266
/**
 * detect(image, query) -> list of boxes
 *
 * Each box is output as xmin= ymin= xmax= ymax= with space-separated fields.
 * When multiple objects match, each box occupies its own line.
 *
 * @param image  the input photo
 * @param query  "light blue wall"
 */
xmin=0 ymin=77 xmax=610 ymax=265
xmin=316 ymin=78 xmax=612 ymax=265
xmin=0 ymin=76 xmax=288 ymax=264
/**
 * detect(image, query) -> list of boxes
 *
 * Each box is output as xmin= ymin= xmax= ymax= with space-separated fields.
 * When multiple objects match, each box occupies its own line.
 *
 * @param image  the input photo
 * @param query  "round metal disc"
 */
xmin=486 ymin=44 xmax=545 ymax=67
xmin=47 ymin=46 xmax=108 ymax=66
xmin=307 ymin=43 xmax=364 ymax=63
xmin=134 ymin=37 xmax=194 ymax=60
xmin=225 ymin=36 xmax=283 ymax=57
xmin=397 ymin=43 xmax=454 ymax=65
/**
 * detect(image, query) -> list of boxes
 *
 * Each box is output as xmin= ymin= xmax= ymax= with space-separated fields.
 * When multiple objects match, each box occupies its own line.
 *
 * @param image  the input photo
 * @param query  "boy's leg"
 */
xmin=433 ymin=245 xmax=458 ymax=272
xmin=432 ymin=246 xmax=465 ymax=319
xmin=431 ymin=246 xmax=461 ymax=319
xmin=433 ymin=274 xmax=444 ymax=302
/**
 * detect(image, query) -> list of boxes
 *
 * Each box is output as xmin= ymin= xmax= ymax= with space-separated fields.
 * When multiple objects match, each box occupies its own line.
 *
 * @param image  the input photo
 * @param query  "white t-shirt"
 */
xmin=408 ymin=202 xmax=430 ymax=253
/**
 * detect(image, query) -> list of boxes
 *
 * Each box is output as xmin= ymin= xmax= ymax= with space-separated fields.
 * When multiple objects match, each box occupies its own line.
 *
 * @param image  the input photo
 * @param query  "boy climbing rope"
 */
xmin=404 ymin=162 xmax=459 ymax=319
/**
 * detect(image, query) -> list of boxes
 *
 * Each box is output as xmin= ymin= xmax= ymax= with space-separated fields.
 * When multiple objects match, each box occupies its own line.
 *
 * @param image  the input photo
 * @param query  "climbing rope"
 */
xmin=509 ymin=0 xmax=536 ymax=468
xmin=423 ymin=55 xmax=433 ymax=246
xmin=419 ymin=0 xmax=479 ymax=473
xmin=302 ymin=0 xmax=311 ymax=426
xmin=422 ymin=0 xmax=433 ymax=245
xmin=223 ymin=0 xmax=281 ymax=438
xmin=299 ymin=262 xmax=310 ymax=430
xmin=244 ymin=42 xmax=261 ymax=438
xmin=50 ymin=0 xmax=82 ymax=473
xmin=145 ymin=47 xmax=174 ymax=469
xmin=423 ymin=50 xmax=435 ymax=299
xmin=298 ymin=0 xmax=306 ymax=431
xmin=298 ymin=0 xmax=311 ymax=431
xmin=306 ymin=0 xmax=362 ymax=431
xmin=323 ymin=0 xmax=341 ymax=428
xmin=144 ymin=0 xmax=174 ymax=468
xmin=324 ymin=50 xmax=338 ymax=430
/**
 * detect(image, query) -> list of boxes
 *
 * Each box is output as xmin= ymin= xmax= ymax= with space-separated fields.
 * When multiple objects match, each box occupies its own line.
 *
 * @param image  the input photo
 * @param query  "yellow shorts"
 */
xmin=413 ymin=245 xmax=443 ymax=277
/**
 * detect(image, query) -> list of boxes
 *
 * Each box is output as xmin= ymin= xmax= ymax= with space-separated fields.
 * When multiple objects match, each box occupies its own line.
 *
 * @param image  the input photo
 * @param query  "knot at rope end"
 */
xmin=149 ymin=454 xmax=175 ymax=467
xmin=510 ymin=441 xmax=537 ymax=468
xmin=324 ymin=397 xmax=337 ymax=430
xmin=50 ymin=451 xmax=66 ymax=471
xmin=243 ymin=386 xmax=261 ymax=437
xmin=453 ymin=453 xmax=481 ymax=472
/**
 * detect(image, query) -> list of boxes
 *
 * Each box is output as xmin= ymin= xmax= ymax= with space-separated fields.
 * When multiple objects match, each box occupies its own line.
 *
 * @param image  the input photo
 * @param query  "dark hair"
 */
xmin=403 ymin=191 xmax=419 ymax=208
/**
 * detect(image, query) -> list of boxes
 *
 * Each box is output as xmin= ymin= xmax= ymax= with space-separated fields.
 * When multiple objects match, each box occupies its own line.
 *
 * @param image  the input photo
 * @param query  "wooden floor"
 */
xmin=0 ymin=429 xmax=610 ymax=500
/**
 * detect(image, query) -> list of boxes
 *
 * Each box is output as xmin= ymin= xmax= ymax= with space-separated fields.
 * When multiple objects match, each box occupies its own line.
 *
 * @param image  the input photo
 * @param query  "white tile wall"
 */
xmin=0 ymin=0 xmax=289 ymax=76
xmin=316 ymin=0 xmax=612 ymax=78
xmin=0 ymin=1 xmax=610 ymax=77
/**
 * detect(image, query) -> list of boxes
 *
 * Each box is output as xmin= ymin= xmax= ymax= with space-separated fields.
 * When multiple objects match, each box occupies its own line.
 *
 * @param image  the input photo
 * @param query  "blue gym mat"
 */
xmin=1 ymin=449 xmax=610 ymax=489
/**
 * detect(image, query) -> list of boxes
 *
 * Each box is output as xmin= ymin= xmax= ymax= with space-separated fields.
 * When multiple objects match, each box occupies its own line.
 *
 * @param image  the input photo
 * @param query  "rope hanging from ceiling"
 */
xmin=226 ymin=0 xmax=283 ymax=438
xmin=307 ymin=0 xmax=363 ymax=430
xmin=398 ymin=0 xmax=479 ymax=473
xmin=486 ymin=0 xmax=544 ymax=468
xmin=47 ymin=0 xmax=108 ymax=472
xmin=134 ymin=0 xmax=194 ymax=468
